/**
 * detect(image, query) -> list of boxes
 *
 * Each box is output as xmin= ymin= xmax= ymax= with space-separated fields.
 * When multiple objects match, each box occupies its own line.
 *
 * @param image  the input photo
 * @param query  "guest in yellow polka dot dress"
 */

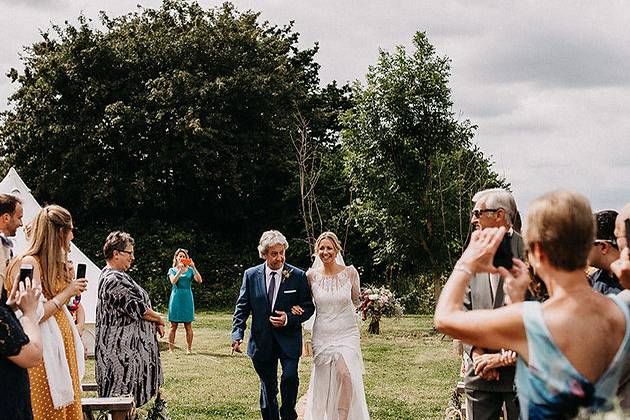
xmin=6 ymin=205 xmax=87 ymax=420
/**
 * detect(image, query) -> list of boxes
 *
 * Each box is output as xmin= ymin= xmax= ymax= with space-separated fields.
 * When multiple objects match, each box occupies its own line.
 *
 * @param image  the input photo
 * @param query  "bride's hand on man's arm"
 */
xmin=291 ymin=305 xmax=304 ymax=316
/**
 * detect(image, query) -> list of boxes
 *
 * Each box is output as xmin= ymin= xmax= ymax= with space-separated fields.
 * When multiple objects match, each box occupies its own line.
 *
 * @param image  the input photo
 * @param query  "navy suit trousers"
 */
xmin=252 ymin=335 xmax=299 ymax=420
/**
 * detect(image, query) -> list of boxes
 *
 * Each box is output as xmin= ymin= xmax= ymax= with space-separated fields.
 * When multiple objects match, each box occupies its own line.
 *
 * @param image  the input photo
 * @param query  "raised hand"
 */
xmin=66 ymin=277 xmax=88 ymax=296
xmin=457 ymin=227 xmax=506 ymax=274
xmin=612 ymin=248 xmax=630 ymax=290
xmin=7 ymin=277 xmax=41 ymax=317
xmin=500 ymin=259 xmax=531 ymax=304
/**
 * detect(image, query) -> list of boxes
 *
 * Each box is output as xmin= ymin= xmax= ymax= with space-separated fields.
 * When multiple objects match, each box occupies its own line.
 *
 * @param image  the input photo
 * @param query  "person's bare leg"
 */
xmin=168 ymin=322 xmax=178 ymax=351
xmin=336 ymin=356 xmax=353 ymax=420
xmin=184 ymin=322 xmax=193 ymax=353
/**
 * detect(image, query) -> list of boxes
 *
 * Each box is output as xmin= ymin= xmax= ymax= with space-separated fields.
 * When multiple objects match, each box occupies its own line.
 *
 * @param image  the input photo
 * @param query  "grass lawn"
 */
xmin=84 ymin=313 xmax=460 ymax=419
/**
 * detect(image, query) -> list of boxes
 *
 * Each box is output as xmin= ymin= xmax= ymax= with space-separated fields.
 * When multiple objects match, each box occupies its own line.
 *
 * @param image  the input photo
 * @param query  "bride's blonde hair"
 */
xmin=6 ymin=205 xmax=73 ymax=299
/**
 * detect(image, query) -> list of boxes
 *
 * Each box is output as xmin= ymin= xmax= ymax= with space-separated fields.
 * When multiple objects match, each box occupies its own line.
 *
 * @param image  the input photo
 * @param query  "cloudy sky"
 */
xmin=1 ymin=1 xmax=628 ymax=212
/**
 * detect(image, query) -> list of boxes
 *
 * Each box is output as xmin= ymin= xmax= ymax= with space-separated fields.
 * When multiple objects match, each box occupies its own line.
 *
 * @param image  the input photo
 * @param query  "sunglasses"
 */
xmin=471 ymin=208 xmax=500 ymax=218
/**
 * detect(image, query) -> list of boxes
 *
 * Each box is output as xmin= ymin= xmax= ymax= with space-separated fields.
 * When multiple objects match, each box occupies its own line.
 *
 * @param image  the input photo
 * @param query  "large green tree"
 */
xmin=0 ymin=0 xmax=322 ymax=244
xmin=0 ymin=0 xmax=353 ymax=307
xmin=341 ymin=32 xmax=506 ymax=284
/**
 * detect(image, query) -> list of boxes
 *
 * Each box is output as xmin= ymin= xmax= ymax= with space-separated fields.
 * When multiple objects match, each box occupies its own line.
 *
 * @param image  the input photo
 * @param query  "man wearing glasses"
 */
xmin=462 ymin=188 xmax=524 ymax=420
xmin=587 ymin=210 xmax=623 ymax=295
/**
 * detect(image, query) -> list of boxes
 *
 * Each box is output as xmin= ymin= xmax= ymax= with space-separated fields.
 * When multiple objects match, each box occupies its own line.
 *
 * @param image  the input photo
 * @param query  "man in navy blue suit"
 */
xmin=231 ymin=230 xmax=315 ymax=420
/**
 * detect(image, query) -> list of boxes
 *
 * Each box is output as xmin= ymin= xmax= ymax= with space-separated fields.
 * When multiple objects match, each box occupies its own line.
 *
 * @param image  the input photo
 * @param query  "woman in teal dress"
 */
xmin=168 ymin=248 xmax=203 ymax=353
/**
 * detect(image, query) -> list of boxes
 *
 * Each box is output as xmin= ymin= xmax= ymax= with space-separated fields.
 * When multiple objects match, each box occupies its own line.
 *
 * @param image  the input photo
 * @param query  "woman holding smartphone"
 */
xmin=1 ymin=277 xmax=43 ymax=420
xmin=167 ymin=248 xmax=202 ymax=354
xmin=5 ymin=205 xmax=87 ymax=420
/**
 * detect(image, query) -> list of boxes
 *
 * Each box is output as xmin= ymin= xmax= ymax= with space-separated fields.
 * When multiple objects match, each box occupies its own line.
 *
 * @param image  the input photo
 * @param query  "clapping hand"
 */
xmin=472 ymin=350 xmax=499 ymax=381
xmin=473 ymin=349 xmax=517 ymax=380
xmin=500 ymin=349 xmax=518 ymax=365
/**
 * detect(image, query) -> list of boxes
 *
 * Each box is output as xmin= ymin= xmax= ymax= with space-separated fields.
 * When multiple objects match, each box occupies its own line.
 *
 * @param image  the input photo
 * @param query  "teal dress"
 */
xmin=168 ymin=267 xmax=195 ymax=322
xmin=516 ymin=294 xmax=630 ymax=419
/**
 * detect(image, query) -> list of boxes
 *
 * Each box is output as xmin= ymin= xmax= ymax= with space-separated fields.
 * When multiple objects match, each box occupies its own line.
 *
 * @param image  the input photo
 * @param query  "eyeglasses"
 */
xmin=471 ymin=209 xmax=500 ymax=218
xmin=118 ymin=250 xmax=134 ymax=257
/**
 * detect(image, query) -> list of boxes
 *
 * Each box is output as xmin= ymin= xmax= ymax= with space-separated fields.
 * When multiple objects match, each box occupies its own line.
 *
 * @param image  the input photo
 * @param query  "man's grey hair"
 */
xmin=258 ymin=230 xmax=289 ymax=259
xmin=472 ymin=188 xmax=517 ymax=225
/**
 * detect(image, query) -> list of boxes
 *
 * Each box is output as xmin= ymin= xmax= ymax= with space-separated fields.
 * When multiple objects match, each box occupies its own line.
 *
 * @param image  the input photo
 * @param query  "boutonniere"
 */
xmin=281 ymin=268 xmax=293 ymax=284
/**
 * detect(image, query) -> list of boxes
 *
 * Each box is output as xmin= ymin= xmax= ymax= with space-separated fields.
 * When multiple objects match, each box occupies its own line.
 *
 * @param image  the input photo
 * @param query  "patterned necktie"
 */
xmin=267 ymin=272 xmax=277 ymax=309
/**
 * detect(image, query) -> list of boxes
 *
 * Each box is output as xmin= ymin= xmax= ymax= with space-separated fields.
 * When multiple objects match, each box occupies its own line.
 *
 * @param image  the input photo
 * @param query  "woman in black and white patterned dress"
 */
xmin=95 ymin=231 xmax=164 ymax=415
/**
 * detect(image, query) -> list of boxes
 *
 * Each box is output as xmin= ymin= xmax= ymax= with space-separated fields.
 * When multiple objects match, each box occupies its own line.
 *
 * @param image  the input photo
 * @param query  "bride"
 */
xmin=292 ymin=231 xmax=370 ymax=420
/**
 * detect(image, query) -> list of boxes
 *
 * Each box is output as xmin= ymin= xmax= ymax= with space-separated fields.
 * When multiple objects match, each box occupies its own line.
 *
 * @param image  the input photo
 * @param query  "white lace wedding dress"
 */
xmin=303 ymin=265 xmax=370 ymax=420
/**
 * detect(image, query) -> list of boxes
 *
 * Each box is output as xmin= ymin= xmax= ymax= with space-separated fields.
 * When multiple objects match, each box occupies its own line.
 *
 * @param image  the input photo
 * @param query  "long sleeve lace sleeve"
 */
xmin=349 ymin=266 xmax=361 ymax=306
xmin=0 ymin=304 xmax=29 ymax=357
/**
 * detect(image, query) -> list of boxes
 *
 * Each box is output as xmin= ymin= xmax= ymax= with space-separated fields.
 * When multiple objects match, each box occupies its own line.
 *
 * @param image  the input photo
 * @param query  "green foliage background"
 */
xmin=0 ymin=1 xmax=506 ymax=312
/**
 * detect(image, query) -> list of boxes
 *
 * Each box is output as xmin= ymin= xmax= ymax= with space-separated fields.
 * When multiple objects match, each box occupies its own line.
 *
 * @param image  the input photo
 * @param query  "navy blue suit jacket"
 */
xmin=231 ymin=263 xmax=315 ymax=361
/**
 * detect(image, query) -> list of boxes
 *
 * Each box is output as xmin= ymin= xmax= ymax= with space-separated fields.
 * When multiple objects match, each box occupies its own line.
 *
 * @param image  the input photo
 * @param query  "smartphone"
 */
xmin=625 ymin=218 xmax=630 ymax=245
xmin=493 ymin=235 xmax=514 ymax=269
xmin=18 ymin=264 xmax=34 ymax=286
xmin=76 ymin=263 xmax=87 ymax=279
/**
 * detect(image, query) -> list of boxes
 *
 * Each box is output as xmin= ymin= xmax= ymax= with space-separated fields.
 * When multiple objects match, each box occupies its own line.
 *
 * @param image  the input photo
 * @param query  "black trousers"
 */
xmin=465 ymin=388 xmax=519 ymax=420
xmin=251 ymin=337 xmax=299 ymax=420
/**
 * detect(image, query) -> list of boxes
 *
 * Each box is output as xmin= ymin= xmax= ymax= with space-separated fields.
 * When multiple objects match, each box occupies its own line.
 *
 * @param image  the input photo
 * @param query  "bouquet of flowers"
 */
xmin=357 ymin=285 xmax=404 ymax=334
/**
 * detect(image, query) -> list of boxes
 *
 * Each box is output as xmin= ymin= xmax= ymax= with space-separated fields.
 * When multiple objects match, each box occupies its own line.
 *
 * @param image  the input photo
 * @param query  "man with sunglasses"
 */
xmin=587 ymin=210 xmax=623 ymax=295
xmin=462 ymin=188 xmax=524 ymax=420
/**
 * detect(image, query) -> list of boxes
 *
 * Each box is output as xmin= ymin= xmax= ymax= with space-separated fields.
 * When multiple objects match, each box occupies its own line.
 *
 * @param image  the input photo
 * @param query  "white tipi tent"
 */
xmin=0 ymin=167 xmax=101 ymax=353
